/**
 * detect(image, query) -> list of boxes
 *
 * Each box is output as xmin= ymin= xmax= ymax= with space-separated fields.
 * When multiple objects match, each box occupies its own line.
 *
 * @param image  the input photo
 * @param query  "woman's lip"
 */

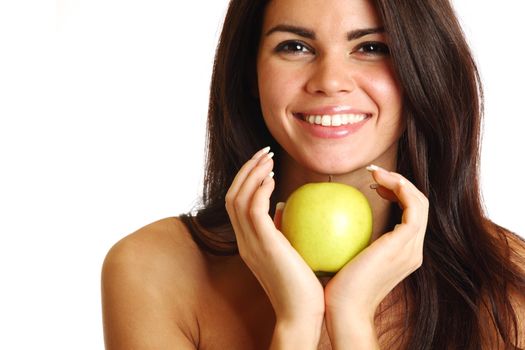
xmin=294 ymin=106 xmax=371 ymax=116
xmin=293 ymin=113 xmax=371 ymax=139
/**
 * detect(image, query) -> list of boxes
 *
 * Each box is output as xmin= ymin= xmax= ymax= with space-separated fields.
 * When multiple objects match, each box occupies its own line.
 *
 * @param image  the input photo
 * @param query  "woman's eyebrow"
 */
xmin=265 ymin=24 xmax=315 ymax=39
xmin=265 ymin=24 xmax=385 ymax=41
xmin=347 ymin=27 xmax=384 ymax=41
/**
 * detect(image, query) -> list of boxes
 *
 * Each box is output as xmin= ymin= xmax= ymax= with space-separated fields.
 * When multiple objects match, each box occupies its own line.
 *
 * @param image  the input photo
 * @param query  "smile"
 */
xmin=296 ymin=113 xmax=370 ymax=127
xmin=292 ymin=111 xmax=372 ymax=139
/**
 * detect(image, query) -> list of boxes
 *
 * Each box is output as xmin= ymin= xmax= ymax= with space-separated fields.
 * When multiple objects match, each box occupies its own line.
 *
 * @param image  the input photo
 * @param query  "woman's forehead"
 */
xmin=261 ymin=0 xmax=382 ymax=32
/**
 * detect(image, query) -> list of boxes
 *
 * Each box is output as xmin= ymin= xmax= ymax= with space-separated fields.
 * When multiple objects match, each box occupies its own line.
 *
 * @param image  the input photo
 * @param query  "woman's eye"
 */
xmin=356 ymin=42 xmax=390 ymax=56
xmin=275 ymin=41 xmax=313 ymax=55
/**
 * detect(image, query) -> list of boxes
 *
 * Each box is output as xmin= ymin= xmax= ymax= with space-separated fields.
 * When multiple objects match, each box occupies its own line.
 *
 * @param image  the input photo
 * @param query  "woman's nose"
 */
xmin=305 ymin=55 xmax=356 ymax=97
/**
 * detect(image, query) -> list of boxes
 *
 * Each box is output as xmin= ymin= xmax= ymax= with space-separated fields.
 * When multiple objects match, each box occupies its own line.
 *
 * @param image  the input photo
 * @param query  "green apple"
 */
xmin=280 ymin=182 xmax=373 ymax=276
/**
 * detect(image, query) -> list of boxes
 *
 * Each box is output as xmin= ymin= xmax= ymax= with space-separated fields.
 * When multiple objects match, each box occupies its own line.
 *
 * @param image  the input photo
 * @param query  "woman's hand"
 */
xmin=324 ymin=165 xmax=429 ymax=348
xmin=225 ymin=147 xmax=325 ymax=348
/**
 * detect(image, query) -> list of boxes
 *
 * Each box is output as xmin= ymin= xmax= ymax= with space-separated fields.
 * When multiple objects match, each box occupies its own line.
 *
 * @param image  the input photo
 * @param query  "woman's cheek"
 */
xmin=259 ymin=64 xmax=302 ymax=119
xmin=369 ymin=65 xmax=403 ymax=104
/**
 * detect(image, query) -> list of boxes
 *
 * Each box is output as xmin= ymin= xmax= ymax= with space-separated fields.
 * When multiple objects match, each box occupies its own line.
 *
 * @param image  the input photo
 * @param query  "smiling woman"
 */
xmin=256 ymin=0 xmax=403 ymax=176
xmin=101 ymin=0 xmax=525 ymax=349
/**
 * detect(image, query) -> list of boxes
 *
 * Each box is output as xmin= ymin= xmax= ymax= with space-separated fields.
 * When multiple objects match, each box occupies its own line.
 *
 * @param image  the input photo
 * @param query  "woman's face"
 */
xmin=256 ymin=0 xmax=404 ymax=175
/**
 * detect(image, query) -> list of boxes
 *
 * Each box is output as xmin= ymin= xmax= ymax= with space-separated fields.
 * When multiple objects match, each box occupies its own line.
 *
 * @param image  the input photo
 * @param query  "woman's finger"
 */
xmin=225 ymin=146 xmax=272 ymax=244
xmin=367 ymin=165 xmax=429 ymax=238
xmin=273 ymin=202 xmax=285 ymax=230
xmin=369 ymin=183 xmax=398 ymax=203
xmin=368 ymin=165 xmax=423 ymax=208
xmin=232 ymin=155 xmax=274 ymax=240
xmin=249 ymin=173 xmax=278 ymax=240
xmin=226 ymin=146 xmax=271 ymax=205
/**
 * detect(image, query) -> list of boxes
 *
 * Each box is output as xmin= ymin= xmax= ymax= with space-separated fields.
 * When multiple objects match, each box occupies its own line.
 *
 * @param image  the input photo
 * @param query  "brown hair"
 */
xmin=181 ymin=0 xmax=525 ymax=348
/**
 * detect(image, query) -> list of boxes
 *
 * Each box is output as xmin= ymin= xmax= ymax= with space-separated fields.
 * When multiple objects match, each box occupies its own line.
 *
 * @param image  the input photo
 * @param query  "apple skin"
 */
xmin=280 ymin=182 xmax=373 ymax=275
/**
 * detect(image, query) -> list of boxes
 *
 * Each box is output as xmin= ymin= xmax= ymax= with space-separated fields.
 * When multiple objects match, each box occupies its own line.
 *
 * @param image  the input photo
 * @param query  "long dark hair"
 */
xmin=181 ymin=0 xmax=525 ymax=348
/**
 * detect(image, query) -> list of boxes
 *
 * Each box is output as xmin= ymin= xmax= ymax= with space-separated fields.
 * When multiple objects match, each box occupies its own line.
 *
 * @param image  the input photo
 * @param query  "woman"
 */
xmin=101 ymin=0 xmax=525 ymax=348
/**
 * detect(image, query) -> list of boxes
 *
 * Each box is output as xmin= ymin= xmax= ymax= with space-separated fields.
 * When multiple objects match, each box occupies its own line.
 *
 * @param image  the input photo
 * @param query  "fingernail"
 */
xmin=254 ymin=146 xmax=271 ymax=159
xmin=268 ymin=171 xmax=274 ymax=178
xmin=370 ymin=183 xmax=379 ymax=189
xmin=366 ymin=164 xmax=382 ymax=172
xmin=276 ymin=202 xmax=285 ymax=211
xmin=259 ymin=152 xmax=274 ymax=163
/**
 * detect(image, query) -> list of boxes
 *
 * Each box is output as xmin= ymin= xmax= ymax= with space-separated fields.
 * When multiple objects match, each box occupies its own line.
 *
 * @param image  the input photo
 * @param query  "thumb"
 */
xmin=273 ymin=202 xmax=286 ymax=230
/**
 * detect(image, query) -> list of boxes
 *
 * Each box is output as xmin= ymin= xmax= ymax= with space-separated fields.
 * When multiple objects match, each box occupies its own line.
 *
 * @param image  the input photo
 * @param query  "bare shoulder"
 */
xmin=101 ymin=217 xmax=205 ymax=349
xmin=102 ymin=217 xmax=205 ymax=278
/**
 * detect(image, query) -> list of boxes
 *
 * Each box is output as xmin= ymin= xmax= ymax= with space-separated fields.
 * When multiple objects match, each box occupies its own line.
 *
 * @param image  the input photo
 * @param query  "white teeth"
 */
xmin=303 ymin=113 xmax=368 ymax=126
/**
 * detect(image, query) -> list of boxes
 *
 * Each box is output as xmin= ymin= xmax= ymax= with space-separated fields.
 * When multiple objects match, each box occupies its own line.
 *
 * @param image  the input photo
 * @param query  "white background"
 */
xmin=0 ymin=1 xmax=523 ymax=349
